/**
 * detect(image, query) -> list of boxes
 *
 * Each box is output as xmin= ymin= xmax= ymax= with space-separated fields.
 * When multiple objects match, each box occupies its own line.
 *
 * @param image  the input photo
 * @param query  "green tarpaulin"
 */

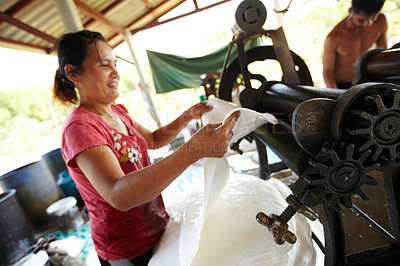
xmin=147 ymin=38 xmax=261 ymax=94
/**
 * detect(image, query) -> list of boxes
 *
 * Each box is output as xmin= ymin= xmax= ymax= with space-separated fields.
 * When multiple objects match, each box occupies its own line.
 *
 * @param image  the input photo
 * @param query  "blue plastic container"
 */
xmin=57 ymin=169 xmax=84 ymax=206
xmin=0 ymin=160 xmax=63 ymax=230
xmin=0 ymin=189 xmax=35 ymax=265
xmin=41 ymin=148 xmax=67 ymax=181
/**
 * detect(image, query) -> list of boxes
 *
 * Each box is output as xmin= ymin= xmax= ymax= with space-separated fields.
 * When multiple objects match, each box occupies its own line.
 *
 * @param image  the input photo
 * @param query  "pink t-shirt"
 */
xmin=61 ymin=104 xmax=168 ymax=260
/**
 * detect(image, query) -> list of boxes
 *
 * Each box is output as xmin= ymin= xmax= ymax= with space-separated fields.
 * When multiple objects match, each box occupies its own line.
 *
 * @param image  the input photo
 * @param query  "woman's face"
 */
xmin=74 ymin=40 xmax=120 ymax=104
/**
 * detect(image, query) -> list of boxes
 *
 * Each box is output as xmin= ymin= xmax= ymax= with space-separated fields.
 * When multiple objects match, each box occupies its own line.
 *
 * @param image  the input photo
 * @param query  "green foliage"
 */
xmin=119 ymin=68 xmax=138 ymax=94
xmin=384 ymin=0 xmax=400 ymax=43
xmin=0 ymin=87 xmax=52 ymax=124
xmin=0 ymin=86 xmax=64 ymax=174
xmin=0 ymin=108 xmax=11 ymax=127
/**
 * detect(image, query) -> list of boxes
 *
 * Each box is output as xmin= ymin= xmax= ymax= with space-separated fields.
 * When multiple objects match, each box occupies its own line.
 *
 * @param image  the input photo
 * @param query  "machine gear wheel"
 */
xmin=304 ymin=144 xmax=380 ymax=210
xmin=347 ymin=90 xmax=400 ymax=165
xmin=332 ymin=83 xmax=400 ymax=167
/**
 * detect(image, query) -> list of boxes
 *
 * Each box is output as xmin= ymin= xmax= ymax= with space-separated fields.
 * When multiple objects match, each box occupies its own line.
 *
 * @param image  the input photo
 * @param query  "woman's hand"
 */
xmin=183 ymin=111 xmax=240 ymax=159
xmin=185 ymin=101 xmax=213 ymax=120
xmin=141 ymin=101 xmax=213 ymax=149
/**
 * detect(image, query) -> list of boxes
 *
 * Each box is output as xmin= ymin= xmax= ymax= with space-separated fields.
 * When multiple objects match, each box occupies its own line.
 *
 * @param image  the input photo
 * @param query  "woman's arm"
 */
xmin=134 ymin=101 xmax=212 ymax=149
xmin=74 ymin=111 xmax=239 ymax=211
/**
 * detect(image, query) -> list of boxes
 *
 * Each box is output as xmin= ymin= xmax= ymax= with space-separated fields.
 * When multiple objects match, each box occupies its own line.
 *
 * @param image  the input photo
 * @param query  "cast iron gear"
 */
xmin=347 ymin=90 xmax=400 ymax=165
xmin=332 ymin=83 xmax=400 ymax=167
xmin=303 ymin=144 xmax=380 ymax=210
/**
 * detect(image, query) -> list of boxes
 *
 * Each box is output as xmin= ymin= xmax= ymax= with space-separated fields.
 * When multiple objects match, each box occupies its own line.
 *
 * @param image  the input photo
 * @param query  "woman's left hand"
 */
xmin=186 ymin=101 xmax=213 ymax=120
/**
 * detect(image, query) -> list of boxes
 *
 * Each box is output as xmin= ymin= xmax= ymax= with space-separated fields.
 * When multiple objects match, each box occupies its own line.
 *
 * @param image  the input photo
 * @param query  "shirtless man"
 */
xmin=322 ymin=0 xmax=388 ymax=89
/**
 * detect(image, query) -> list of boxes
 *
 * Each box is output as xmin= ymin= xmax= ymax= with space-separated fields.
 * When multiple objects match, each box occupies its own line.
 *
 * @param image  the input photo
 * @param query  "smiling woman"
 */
xmin=52 ymin=29 xmax=239 ymax=265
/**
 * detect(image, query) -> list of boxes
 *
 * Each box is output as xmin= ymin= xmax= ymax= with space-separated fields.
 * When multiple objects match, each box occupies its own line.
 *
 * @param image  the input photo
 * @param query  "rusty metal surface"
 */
xmin=354 ymin=48 xmax=400 ymax=85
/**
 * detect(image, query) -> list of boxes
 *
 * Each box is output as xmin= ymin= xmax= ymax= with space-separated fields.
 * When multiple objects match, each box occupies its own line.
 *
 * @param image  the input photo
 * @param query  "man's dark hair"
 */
xmin=352 ymin=0 xmax=385 ymax=16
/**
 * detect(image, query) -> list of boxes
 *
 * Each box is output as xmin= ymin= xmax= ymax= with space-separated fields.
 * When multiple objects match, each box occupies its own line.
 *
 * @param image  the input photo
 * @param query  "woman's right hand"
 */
xmin=183 ymin=111 xmax=240 ymax=159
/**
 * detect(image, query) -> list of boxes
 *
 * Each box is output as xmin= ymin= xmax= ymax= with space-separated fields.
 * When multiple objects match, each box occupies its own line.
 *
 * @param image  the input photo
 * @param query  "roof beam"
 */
xmin=112 ymin=0 xmax=232 ymax=48
xmin=108 ymin=0 xmax=184 ymax=47
xmin=105 ymin=0 xmax=181 ymax=47
xmin=0 ymin=0 xmax=36 ymax=26
xmin=192 ymin=0 xmax=199 ymax=10
xmin=73 ymin=0 xmax=125 ymax=35
xmin=128 ymin=0 xmax=185 ymax=34
xmin=0 ymin=12 xmax=57 ymax=44
xmin=131 ymin=0 xmax=232 ymax=34
xmin=4 ymin=0 xmax=35 ymax=16
xmin=142 ymin=0 xmax=156 ymax=17
xmin=83 ymin=0 xmax=124 ymax=28
xmin=0 ymin=0 xmax=233 ymax=53
xmin=0 ymin=36 xmax=51 ymax=53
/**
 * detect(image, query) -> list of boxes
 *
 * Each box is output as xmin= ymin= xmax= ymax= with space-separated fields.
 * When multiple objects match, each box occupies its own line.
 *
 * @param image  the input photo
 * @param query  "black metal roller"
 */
xmin=233 ymin=0 xmax=267 ymax=34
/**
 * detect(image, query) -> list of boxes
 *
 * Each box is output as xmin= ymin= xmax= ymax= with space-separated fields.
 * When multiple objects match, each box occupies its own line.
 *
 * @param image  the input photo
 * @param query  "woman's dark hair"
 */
xmin=53 ymin=30 xmax=107 ymax=104
xmin=352 ymin=0 xmax=385 ymax=16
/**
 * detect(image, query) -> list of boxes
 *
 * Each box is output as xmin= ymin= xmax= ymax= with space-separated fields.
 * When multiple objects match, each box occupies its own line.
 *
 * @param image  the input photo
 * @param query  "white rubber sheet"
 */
xmin=149 ymin=99 xmax=323 ymax=266
xmin=201 ymin=98 xmax=278 ymax=214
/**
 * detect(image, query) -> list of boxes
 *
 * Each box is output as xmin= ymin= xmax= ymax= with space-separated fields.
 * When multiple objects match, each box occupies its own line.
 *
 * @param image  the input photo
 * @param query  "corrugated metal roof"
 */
xmin=0 ymin=0 xmax=233 ymax=54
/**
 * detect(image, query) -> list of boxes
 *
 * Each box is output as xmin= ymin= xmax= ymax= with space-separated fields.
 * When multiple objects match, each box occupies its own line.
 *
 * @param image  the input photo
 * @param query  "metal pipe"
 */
xmin=258 ymin=91 xmax=302 ymax=113
xmin=365 ymin=48 xmax=400 ymax=79
xmin=267 ymin=83 xmax=344 ymax=101
xmin=239 ymin=86 xmax=303 ymax=114
xmin=354 ymin=48 xmax=400 ymax=84
xmin=240 ymin=82 xmax=344 ymax=115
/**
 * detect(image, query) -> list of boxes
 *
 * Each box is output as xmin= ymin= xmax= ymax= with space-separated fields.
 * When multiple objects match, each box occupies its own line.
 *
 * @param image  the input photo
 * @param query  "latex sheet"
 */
xmin=149 ymin=99 xmax=322 ymax=266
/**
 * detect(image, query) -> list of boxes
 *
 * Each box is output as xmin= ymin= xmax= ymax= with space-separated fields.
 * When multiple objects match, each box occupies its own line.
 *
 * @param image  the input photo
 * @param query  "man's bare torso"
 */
xmin=332 ymin=14 xmax=386 ymax=83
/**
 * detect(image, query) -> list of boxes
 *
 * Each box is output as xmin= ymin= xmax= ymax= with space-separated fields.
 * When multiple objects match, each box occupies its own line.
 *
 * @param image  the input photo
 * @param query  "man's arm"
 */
xmin=375 ymin=13 xmax=388 ymax=49
xmin=323 ymin=33 xmax=341 ymax=88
